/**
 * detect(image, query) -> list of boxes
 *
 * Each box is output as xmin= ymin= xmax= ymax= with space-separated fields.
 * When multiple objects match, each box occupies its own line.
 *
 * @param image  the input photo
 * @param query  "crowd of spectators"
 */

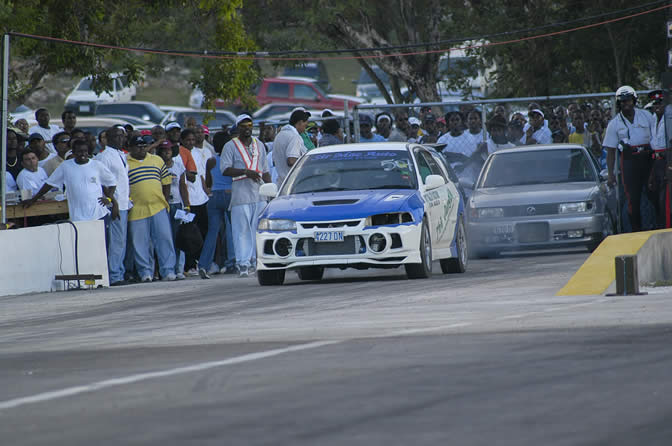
xmin=0 ymin=94 xmax=663 ymax=279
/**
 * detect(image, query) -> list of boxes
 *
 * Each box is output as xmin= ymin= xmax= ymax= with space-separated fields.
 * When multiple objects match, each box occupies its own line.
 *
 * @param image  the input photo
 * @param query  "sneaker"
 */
xmin=208 ymin=264 xmax=221 ymax=275
xmin=175 ymin=273 xmax=186 ymax=281
xmin=141 ymin=276 xmax=153 ymax=283
xmin=238 ymin=265 xmax=249 ymax=278
xmin=162 ymin=273 xmax=177 ymax=281
xmin=221 ymin=265 xmax=237 ymax=274
xmin=199 ymin=268 xmax=211 ymax=280
xmin=186 ymin=268 xmax=199 ymax=277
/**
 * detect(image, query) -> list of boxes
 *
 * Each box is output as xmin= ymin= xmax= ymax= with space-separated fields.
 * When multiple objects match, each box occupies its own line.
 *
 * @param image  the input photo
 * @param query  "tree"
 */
xmin=0 ymin=1 xmax=258 ymax=109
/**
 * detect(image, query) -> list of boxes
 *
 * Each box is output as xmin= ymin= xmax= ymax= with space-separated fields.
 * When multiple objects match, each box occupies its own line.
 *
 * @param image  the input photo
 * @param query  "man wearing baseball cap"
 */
xmin=220 ymin=114 xmax=271 ymax=277
xmin=273 ymin=108 xmax=311 ymax=187
xmin=126 ymin=133 xmax=177 ymax=282
xmin=524 ymin=109 xmax=552 ymax=145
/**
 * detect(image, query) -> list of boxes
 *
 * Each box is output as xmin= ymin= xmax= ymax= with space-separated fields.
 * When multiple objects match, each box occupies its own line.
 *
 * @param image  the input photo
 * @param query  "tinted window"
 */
xmin=114 ymin=79 xmax=123 ymax=91
xmin=267 ymin=83 xmax=290 ymax=98
xmin=479 ymin=149 xmax=596 ymax=188
xmin=175 ymin=112 xmax=234 ymax=130
xmin=294 ymin=84 xmax=318 ymax=100
xmin=415 ymin=152 xmax=432 ymax=183
xmin=283 ymin=150 xmax=417 ymax=195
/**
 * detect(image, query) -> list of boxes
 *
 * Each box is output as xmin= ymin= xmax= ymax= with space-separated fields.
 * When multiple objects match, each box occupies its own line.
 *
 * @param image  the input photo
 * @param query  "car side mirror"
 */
xmin=425 ymin=174 xmax=446 ymax=190
xmin=259 ymin=183 xmax=278 ymax=198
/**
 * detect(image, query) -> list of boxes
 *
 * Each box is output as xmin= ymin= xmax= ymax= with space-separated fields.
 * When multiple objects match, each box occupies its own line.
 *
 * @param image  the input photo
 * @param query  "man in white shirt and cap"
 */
xmin=272 ymin=108 xmax=311 ymax=187
xmin=28 ymin=108 xmax=62 ymax=154
xmin=220 ymin=114 xmax=271 ymax=277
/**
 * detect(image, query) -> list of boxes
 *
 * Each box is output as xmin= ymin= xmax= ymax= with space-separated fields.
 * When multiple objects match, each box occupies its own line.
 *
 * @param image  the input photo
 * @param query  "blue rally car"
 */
xmin=256 ymin=143 xmax=468 ymax=285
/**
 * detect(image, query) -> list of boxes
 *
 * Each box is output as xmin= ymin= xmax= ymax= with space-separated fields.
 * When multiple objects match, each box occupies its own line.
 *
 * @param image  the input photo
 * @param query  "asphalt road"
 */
xmin=2 ymin=249 xmax=672 ymax=445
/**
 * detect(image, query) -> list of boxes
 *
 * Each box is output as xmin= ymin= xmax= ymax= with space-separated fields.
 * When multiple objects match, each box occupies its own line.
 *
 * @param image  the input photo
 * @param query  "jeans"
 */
xmin=104 ymin=209 xmax=128 ymax=283
xmin=198 ymin=190 xmax=232 ymax=271
xmin=128 ymin=209 xmax=176 ymax=279
xmin=169 ymin=203 xmax=186 ymax=275
xmin=231 ymin=201 xmax=265 ymax=268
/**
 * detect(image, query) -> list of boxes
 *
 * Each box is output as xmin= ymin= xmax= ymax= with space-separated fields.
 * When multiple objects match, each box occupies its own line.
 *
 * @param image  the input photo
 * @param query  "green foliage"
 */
xmin=1 ymin=0 xmax=258 ymax=109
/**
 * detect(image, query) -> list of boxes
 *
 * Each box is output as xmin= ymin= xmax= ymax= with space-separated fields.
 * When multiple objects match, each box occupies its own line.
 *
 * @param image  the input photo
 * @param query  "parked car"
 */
xmin=281 ymin=61 xmax=331 ymax=92
xmin=94 ymin=101 xmax=165 ymax=124
xmin=95 ymin=114 xmax=155 ymax=130
xmin=64 ymin=73 xmax=136 ymax=115
xmin=255 ymin=142 xmax=468 ymax=285
xmin=160 ymin=109 xmax=236 ymax=131
xmin=252 ymin=104 xmax=307 ymax=121
xmin=466 ymin=144 xmax=617 ymax=257
xmin=67 ymin=117 xmax=135 ymax=136
xmin=256 ymin=77 xmax=362 ymax=110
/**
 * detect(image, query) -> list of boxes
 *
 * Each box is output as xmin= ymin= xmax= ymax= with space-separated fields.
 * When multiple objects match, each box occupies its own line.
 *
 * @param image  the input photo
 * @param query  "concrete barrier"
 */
xmin=0 ymin=220 xmax=109 ymax=297
xmin=558 ymin=228 xmax=672 ymax=296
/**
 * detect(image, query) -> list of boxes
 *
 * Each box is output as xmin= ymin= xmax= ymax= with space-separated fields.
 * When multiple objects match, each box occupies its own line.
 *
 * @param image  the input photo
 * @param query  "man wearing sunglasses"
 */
xmin=42 ymin=131 xmax=72 ymax=176
xmin=388 ymin=111 xmax=410 ymax=142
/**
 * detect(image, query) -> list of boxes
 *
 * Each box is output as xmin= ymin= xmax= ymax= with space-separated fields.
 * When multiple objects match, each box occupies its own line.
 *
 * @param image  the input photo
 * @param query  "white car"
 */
xmin=256 ymin=142 xmax=468 ymax=285
xmin=64 ymin=73 xmax=136 ymax=115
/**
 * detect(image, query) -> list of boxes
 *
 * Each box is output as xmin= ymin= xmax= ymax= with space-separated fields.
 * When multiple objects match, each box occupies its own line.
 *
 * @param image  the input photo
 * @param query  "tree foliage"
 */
xmin=0 ymin=0 xmax=258 ymax=109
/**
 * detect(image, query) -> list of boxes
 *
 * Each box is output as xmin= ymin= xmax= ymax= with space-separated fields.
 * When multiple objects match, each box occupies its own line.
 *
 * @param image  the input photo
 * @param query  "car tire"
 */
xmin=587 ymin=212 xmax=614 ymax=253
xmin=441 ymin=216 xmax=468 ymax=274
xmin=405 ymin=219 xmax=432 ymax=279
xmin=297 ymin=266 xmax=324 ymax=281
xmin=257 ymin=269 xmax=286 ymax=286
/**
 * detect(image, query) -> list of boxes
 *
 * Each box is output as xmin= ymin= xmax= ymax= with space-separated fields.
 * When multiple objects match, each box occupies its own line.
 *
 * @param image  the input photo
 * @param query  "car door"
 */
xmin=428 ymin=150 xmax=460 ymax=249
xmin=414 ymin=147 xmax=451 ymax=256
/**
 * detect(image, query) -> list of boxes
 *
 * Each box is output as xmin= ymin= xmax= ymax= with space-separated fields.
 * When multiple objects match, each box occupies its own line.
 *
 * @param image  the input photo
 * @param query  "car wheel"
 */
xmin=257 ymin=269 xmax=286 ymax=286
xmin=297 ymin=266 xmax=324 ymax=281
xmin=405 ymin=219 xmax=432 ymax=279
xmin=588 ymin=212 xmax=614 ymax=253
xmin=441 ymin=216 xmax=468 ymax=273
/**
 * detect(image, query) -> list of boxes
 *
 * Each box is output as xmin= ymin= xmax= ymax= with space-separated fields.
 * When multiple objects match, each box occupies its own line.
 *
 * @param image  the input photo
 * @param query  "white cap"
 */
xmin=616 ymin=85 xmax=636 ymax=99
xmin=235 ymin=114 xmax=253 ymax=126
xmin=377 ymin=114 xmax=392 ymax=124
xmin=409 ymin=117 xmax=421 ymax=126
xmin=529 ymin=109 xmax=544 ymax=119
xmin=321 ymin=108 xmax=334 ymax=117
xmin=165 ymin=122 xmax=181 ymax=131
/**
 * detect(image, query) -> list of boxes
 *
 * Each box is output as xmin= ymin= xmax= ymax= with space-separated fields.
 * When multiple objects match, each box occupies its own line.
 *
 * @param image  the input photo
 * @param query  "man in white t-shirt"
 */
xmin=28 ymin=133 xmax=57 ymax=168
xmin=523 ymin=109 xmax=552 ymax=145
xmin=181 ymin=128 xmax=209 ymax=274
xmin=95 ymin=126 xmax=132 ymax=285
xmin=16 ymin=150 xmax=49 ymax=197
xmin=25 ymin=139 xmax=117 ymax=222
xmin=273 ymin=109 xmax=310 ymax=187
xmin=28 ymin=108 xmax=62 ymax=154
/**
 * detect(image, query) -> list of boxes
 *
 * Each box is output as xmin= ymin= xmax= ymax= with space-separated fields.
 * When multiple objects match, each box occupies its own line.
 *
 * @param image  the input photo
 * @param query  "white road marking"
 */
xmin=0 ymin=340 xmax=339 ymax=411
xmin=0 ymin=297 xmax=612 ymax=411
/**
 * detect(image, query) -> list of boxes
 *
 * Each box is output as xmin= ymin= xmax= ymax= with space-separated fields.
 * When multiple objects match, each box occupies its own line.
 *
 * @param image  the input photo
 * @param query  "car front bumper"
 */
xmin=256 ymin=221 xmax=422 ymax=270
xmin=468 ymin=213 xmax=605 ymax=252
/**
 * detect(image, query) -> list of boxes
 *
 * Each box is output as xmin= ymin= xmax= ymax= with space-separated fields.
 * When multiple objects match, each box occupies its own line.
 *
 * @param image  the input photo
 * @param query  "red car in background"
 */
xmin=256 ymin=77 xmax=361 ymax=110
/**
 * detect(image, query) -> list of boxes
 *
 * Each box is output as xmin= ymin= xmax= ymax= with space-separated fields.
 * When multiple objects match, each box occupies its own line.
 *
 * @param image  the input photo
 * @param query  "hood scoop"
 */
xmin=312 ymin=199 xmax=360 ymax=206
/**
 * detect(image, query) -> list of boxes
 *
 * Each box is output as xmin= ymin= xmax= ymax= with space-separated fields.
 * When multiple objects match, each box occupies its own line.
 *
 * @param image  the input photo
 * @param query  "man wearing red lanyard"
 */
xmin=604 ymin=86 xmax=660 ymax=232
xmin=220 ymin=115 xmax=271 ymax=278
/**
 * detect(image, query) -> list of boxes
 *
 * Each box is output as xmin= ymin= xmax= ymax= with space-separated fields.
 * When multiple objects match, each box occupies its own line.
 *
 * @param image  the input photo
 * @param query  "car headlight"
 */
xmin=258 ymin=218 xmax=296 ymax=231
xmin=558 ymin=201 xmax=592 ymax=214
xmin=476 ymin=207 xmax=504 ymax=218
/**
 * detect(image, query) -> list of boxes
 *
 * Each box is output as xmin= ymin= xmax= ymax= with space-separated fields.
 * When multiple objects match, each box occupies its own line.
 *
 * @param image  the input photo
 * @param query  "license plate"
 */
xmin=314 ymin=231 xmax=344 ymax=242
xmin=494 ymin=224 xmax=514 ymax=234
xmin=79 ymin=104 xmax=90 ymax=112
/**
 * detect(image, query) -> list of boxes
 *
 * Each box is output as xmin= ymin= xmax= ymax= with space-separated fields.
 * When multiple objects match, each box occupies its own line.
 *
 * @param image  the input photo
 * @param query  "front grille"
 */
xmin=504 ymin=204 xmax=558 ymax=217
xmin=298 ymin=236 xmax=363 ymax=255
xmin=517 ymin=222 xmax=550 ymax=243
xmin=300 ymin=220 xmax=361 ymax=229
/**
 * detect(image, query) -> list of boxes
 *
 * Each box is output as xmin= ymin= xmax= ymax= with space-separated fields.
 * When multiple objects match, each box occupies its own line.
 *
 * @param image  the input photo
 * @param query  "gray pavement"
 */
xmin=2 ymin=249 xmax=672 ymax=445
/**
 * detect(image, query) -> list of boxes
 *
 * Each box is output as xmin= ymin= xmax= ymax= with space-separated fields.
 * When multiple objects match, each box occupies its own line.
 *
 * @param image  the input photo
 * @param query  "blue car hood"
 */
xmin=263 ymin=189 xmax=419 ymax=221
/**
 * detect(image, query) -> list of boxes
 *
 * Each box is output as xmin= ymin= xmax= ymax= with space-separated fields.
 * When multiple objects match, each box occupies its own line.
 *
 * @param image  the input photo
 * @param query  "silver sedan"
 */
xmin=466 ymin=144 xmax=617 ymax=257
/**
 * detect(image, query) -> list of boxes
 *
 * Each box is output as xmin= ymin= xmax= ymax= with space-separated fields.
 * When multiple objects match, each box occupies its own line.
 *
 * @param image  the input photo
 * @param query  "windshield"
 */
xmin=283 ymin=150 xmax=417 ymax=195
xmin=479 ymin=148 xmax=596 ymax=188
xmin=176 ymin=112 xmax=234 ymax=130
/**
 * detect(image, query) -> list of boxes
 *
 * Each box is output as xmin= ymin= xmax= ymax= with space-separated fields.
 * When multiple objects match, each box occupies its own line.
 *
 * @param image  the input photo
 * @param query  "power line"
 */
xmin=8 ymin=1 xmax=671 ymax=61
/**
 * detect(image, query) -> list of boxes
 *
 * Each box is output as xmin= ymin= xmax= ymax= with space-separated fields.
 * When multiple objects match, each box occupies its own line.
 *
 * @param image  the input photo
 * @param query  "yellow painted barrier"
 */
xmin=556 ymin=229 xmax=672 ymax=296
